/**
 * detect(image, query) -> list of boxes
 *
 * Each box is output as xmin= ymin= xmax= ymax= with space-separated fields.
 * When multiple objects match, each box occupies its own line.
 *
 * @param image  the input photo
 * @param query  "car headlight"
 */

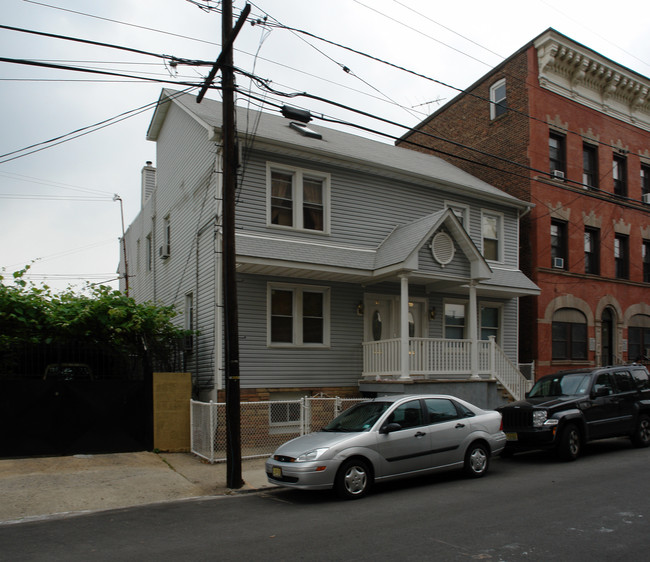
xmin=295 ymin=448 xmax=329 ymax=462
xmin=532 ymin=410 xmax=548 ymax=427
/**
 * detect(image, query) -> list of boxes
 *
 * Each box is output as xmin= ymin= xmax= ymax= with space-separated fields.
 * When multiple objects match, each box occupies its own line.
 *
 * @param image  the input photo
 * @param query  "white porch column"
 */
xmin=399 ymin=275 xmax=411 ymax=380
xmin=469 ymin=281 xmax=479 ymax=379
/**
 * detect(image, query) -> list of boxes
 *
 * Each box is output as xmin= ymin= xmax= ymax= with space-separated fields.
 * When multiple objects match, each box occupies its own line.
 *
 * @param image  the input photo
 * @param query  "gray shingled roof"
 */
xmin=480 ymin=267 xmax=540 ymax=294
xmin=150 ymin=89 xmax=530 ymax=209
xmin=375 ymin=211 xmax=445 ymax=269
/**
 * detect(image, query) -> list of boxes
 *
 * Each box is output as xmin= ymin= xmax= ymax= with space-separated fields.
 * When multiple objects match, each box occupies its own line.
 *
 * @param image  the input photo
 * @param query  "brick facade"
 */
xmin=399 ymin=29 xmax=650 ymax=378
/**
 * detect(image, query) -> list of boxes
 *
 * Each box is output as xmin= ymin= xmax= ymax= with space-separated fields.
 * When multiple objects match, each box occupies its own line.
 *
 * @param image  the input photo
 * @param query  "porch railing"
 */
xmin=362 ymin=337 xmax=532 ymax=401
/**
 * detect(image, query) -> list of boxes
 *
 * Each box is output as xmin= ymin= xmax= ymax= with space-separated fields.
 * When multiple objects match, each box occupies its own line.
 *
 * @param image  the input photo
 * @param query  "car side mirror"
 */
xmin=380 ymin=422 xmax=402 ymax=434
xmin=593 ymin=386 xmax=609 ymax=398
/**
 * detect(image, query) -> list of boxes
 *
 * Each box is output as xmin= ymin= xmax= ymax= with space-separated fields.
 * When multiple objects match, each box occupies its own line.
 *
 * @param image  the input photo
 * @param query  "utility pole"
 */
xmin=197 ymin=0 xmax=250 ymax=489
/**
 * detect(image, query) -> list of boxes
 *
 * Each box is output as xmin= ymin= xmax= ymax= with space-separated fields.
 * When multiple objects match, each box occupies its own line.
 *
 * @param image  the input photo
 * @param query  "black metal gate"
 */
xmin=0 ymin=344 xmax=153 ymax=457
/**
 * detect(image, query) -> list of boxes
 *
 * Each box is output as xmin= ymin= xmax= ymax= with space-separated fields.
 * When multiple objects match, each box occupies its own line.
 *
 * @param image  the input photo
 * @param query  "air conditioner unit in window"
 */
xmin=552 ymin=257 xmax=565 ymax=269
xmin=552 ymin=170 xmax=565 ymax=180
xmin=159 ymin=246 xmax=170 ymax=259
xmin=643 ymin=193 xmax=650 ymax=204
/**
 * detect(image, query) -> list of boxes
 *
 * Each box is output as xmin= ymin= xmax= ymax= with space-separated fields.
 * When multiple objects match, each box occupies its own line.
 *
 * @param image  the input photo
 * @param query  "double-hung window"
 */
xmin=641 ymin=164 xmax=650 ymax=202
xmin=549 ymin=132 xmax=566 ymax=178
xmin=269 ymin=284 xmax=330 ymax=347
xmin=582 ymin=144 xmax=598 ymax=189
xmin=480 ymin=305 xmax=501 ymax=343
xmin=444 ymin=302 xmax=466 ymax=339
xmin=615 ymin=234 xmax=629 ymax=279
xmin=551 ymin=219 xmax=568 ymax=269
xmin=481 ymin=211 xmax=502 ymax=262
xmin=445 ymin=201 xmax=469 ymax=229
xmin=613 ymin=154 xmax=627 ymax=197
xmin=489 ymin=78 xmax=507 ymax=120
xmin=584 ymin=227 xmax=599 ymax=275
xmin=644 ymin=240 xmax=650 ymax=283
xmin=268 ymin=164 xmax=329 ymax=233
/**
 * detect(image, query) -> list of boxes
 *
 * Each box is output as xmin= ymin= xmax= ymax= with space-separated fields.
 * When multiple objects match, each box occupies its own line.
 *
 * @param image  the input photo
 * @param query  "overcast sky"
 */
xmin=2 ymin=0 xmax=649 ymax=293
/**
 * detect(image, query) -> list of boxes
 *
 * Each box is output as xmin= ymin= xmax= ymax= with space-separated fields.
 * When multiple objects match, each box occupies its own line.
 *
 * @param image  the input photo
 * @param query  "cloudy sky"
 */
xmin=2 ymin=0 xmax=649 ymax=293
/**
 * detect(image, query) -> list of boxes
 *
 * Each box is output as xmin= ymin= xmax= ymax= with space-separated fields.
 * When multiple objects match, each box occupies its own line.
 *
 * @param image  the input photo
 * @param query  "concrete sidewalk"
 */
xmin=0 ymin=452 xmax=275 ymax=525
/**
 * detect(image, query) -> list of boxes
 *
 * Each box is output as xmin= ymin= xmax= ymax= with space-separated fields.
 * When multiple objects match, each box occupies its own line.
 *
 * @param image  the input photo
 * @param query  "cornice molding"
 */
xmin=534 ymin=30 xmax=650 ymax=131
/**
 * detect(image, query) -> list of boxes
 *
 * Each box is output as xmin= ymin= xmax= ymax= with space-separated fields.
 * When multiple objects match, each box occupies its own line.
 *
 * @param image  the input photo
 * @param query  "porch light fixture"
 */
xmin=429 ymin=307 xmax=436 ymax=320
xmin=356 ymin=302 xmax=364 ymax=316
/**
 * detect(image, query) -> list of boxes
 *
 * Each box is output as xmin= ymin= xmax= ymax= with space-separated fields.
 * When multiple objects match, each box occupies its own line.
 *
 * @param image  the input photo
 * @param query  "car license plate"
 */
xmin=272 ymin=467 xmax=282 ymax=478
xmin=505 ymin=432 xmax=518 ymax=441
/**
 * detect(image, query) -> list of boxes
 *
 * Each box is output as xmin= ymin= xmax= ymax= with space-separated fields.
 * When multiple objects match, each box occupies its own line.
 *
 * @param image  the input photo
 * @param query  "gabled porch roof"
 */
xmin=235 ymin=210 xmax=539 ymax=297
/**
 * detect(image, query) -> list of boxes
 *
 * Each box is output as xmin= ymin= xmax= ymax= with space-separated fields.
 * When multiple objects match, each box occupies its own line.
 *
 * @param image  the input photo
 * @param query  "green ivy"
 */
xmin=0 ymin=266 xmax=189 ymax=358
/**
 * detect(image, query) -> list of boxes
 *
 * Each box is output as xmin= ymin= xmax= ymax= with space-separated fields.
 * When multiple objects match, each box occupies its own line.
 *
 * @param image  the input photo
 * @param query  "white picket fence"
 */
xmin=191 ymin=396 xmax=365 ymax=463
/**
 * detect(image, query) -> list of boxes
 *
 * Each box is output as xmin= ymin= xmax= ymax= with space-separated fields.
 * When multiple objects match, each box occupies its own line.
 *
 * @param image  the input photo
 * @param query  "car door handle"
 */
xmin=414 ymin=431 xmax=426 ymax=437
xmin=455 ymin=423 xmax=465 ymax=429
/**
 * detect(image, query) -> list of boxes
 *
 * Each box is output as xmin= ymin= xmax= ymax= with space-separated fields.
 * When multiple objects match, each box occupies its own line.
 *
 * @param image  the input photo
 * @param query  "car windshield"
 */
xmin=322 ymin=402 xmax=391 ymax=432
xmin=528 ymin=373 xmax=591 ymax=397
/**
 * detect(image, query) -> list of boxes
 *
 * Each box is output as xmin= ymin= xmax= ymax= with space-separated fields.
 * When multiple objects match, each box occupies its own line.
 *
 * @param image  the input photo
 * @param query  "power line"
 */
xmin=0 ymin=24 xmax=211 ymax=67
xmin=352 ymin=0 xmax=496 ymax=69
xmin=23 ymin=0 xmax=222 ymax=47
xmin=0 ymin=86 xmax=199 ymax=165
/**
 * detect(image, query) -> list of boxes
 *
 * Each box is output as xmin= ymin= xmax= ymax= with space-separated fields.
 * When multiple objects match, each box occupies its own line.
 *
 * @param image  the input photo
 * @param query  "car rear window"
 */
xmin=631 ymin=368 xmax=650 ymax=391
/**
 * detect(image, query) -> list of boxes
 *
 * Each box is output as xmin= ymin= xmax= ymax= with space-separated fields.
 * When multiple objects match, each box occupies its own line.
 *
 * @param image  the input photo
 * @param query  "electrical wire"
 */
xmin=0 ymin=86 xmax=200 ymax=165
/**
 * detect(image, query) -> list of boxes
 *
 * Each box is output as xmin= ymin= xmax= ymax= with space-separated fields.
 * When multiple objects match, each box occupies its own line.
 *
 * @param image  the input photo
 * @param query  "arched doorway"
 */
xmin=601 ymin=308 xmax=614 ymax=366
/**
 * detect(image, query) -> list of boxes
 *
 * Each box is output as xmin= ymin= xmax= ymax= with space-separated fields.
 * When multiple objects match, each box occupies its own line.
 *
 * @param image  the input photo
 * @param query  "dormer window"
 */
xmin=489 ymin=78 xmax=507 ymax=120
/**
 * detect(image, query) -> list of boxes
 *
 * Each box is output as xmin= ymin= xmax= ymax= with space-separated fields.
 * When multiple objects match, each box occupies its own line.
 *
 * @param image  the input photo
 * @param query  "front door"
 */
xmin=365 ymin=298 xmax=395 ymax=342
xmin=364 ymin=297 xmax=425 ymax=341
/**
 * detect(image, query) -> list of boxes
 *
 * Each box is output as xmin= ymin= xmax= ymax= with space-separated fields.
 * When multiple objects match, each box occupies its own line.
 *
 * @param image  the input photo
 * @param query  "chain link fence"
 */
xmin=191 ymin=396 xmax=365 ymax=463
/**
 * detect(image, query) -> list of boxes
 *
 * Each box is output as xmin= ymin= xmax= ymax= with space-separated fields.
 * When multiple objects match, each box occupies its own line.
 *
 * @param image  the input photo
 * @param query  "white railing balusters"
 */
xmin=362 ymin=337 xmax=532 ymax=401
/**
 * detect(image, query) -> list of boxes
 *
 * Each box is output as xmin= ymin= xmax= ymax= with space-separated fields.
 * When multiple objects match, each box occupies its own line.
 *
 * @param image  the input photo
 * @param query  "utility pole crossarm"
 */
xmin=196 ymin=3 xmax=251 ymax=104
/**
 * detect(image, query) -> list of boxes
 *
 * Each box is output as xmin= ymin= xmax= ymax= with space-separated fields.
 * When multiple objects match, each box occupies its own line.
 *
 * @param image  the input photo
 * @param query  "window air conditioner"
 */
xmin=552 ymin=257 xmax=565 ymax=269
xmin=552 ymin=170 xmax=565 ymax=180
xmin=159 ymin=246 xmax=170 ymax=259
xmin=643 ymin=193 xmax=650 ymax=204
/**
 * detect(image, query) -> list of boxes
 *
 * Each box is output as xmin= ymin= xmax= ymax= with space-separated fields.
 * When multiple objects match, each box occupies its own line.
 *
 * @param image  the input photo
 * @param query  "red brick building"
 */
xmin=398 ymin=28 xmax=650 ymax=378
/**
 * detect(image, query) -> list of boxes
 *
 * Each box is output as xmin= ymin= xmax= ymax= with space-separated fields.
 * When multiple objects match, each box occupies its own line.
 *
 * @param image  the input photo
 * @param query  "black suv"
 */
xmin=498 ymin=365 xmax=650 ymax=461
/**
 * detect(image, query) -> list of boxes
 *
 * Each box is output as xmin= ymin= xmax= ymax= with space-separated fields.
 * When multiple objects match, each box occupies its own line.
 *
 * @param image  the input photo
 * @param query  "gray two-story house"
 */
xmin=119 ymin=89 xmax=539 ymax=409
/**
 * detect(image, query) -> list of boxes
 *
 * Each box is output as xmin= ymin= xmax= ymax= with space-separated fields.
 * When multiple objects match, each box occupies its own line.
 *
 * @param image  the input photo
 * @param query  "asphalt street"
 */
xmin=1 ymin=439 xmax=649 ymax=561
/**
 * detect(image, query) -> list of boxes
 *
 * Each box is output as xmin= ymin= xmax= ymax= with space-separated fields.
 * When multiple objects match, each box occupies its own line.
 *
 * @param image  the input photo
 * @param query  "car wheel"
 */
xmin=557 ymin=424 xmax=581 ymax=461
xmin=463 ymin=442 xmax=489 ymax=478
xmin=335 ymin=458 xmax=372 ymax=500
xmin=632 ymin=414 xmax=650 ymax=448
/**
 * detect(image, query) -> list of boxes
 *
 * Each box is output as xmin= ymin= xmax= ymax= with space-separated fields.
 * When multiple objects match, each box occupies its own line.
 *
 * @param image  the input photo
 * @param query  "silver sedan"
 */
xmin=265 ymin=394 xmax=505 ymax=499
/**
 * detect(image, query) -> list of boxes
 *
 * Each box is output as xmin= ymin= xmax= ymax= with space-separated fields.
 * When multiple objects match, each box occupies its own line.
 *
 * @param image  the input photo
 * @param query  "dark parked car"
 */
xmin=498 ymin=365 xmax=650 ymax=460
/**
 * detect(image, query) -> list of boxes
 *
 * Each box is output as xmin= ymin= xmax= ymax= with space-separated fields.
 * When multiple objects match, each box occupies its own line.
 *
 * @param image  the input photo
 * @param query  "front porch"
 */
xmin=362 ymin=336 xmax=533 ymax=402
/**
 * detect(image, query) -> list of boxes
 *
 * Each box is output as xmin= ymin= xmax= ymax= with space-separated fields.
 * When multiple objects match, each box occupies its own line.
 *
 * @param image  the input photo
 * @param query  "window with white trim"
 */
xmin=268 ymin=164 xmax=330 ymax=233
xmin=444 ymin=302 xmax=466 ymax=339
xmin=481 ymin=210 xmax=503 ymax=262
xmin=269 ymin=391 xmax=303 ymax=434
xmin=480 ymin=304 xmax=502 ymax=343
xmin=489 ymin=78 xmax=507 ymax=120
xmin=268 ymin=284 xmax=330 ymax=346
xmin=444 ymin=201 xmax=469 ymax=229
